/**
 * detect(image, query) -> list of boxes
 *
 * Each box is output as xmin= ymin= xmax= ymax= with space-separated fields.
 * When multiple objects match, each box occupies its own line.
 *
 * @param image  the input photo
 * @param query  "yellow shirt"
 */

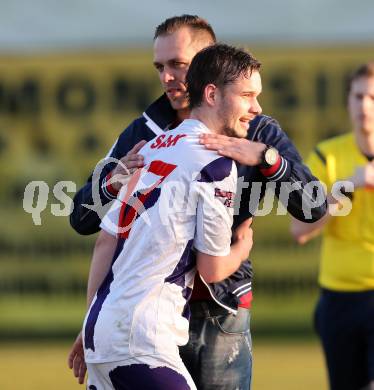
xmin=307 ymin=133 xmax=374 ymax=291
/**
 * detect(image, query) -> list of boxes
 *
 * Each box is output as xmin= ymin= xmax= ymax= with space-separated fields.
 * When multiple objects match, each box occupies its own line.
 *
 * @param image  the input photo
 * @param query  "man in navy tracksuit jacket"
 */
xmin=68 ymin=15 xmax=327 ymax=390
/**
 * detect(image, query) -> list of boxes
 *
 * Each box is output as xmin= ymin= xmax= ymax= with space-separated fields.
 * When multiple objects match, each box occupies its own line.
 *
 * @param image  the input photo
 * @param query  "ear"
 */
xmin=203 ymin=84 xmax=218 ymax=107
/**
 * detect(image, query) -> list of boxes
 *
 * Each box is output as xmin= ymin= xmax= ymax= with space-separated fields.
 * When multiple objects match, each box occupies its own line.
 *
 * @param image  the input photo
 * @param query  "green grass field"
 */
xmin=0 ymin=340 xmax=328 ymax=390
xmin=252 ymin=340 xmax=328 ymax=389
xmin=0 ymin=291 xmax=320 ymax=340
xmin=0 ymin=212 xmax=327 ymax=389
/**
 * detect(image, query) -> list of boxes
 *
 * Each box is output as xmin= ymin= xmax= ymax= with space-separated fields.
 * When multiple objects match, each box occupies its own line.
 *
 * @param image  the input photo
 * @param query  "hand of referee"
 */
xmin=350 ymin=161 xmax=374 ymax=189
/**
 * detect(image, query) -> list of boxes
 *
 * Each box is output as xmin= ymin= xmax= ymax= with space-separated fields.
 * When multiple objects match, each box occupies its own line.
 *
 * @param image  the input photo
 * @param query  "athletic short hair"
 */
xmin=349 ymin=62 xmax=374 ymax=91
xmin=154 ymin=14 xmax=216 ymax=43
xmin=186 ymin=43 xmax=261 ymax=109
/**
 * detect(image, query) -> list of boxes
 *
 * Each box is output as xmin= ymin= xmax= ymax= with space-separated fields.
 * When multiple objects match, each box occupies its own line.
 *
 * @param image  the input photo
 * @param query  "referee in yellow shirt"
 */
xmin=291 ymin=62 xmax=374 ymax=390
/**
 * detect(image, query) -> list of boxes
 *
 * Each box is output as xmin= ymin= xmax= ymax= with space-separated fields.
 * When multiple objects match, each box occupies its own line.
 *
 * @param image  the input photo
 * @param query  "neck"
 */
xmin=176 ymin=107 xmax=191 ymax=122
xmin=189 ymin=107 xmax=221 ymax=134
xmin=354 ymin=128 xmax=374 ymax=156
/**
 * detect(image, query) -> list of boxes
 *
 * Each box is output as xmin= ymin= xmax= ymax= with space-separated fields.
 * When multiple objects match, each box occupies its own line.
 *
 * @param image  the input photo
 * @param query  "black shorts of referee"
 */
xmin=314 ymin=288 xmax=374 ymax=390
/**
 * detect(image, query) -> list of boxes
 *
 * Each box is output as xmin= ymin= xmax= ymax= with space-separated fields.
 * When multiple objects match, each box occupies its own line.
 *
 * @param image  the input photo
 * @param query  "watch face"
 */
xmin=265 ymin=148 xmax=279 ymax=165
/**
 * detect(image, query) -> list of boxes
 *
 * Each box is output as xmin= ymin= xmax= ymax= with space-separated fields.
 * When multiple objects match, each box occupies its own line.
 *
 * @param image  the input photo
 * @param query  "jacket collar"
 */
xmin=142 ymin=94 xmax=177 ymax=135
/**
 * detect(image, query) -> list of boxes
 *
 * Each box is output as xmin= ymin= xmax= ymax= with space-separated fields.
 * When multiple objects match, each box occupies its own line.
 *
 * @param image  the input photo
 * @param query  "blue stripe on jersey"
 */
xmin=198 ymin=157 xmax=232 ymax=183
xmin=182 ymin=286 xmax=193 ymax=320
xmin=165 ymin=239 xmax=195 ymax=321
xmin=164 ymin=239 xmax=195 ymax=287
xmin=84 ymin=238 xmax=125 ymax=351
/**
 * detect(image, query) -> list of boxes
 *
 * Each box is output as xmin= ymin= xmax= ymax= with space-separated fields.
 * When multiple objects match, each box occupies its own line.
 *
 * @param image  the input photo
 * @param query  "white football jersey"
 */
xmin=83 ymin=119 xmax=237 ymax=363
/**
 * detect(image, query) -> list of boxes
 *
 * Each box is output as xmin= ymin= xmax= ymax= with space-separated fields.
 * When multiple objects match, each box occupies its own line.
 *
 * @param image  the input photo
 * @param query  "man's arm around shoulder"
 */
xmin=70 ymin=118 xmax=149 ymax=235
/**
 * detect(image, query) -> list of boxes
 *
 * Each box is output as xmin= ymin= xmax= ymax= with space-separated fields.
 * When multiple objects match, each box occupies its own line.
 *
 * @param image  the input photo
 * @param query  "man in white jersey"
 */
xmin=82 ymin=43 xmax=261 ymax=390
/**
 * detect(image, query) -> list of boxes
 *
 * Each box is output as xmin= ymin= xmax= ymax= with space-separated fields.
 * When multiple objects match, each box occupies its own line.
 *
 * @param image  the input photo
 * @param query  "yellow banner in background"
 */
xmin=0 ymin=45 xmax=373 ymax=194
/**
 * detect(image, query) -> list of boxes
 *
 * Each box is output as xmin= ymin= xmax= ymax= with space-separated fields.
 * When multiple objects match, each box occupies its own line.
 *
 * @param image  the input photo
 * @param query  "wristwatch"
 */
xmin=259 ymin=145 xmax=279 ymax=168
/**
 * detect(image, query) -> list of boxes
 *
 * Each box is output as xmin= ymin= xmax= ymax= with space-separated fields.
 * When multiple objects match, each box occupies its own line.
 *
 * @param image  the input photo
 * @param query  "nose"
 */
xmin=250 ymin=98 xmax=262 ymax=116
xmin=161 ymin=68 xmax=175 ymax=84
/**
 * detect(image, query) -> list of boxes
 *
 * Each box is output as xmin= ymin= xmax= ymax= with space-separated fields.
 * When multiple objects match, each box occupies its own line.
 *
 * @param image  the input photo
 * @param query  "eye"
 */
xmin=172 ymin=61 xmax=186 ymax=68
xmin=154 ymin=64 xmax=164 ymax=73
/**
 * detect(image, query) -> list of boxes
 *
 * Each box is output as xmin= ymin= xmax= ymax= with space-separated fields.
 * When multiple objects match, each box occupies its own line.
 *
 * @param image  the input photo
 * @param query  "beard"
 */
xmin=219 ymin=117 xmax=248 ymax=138
xmin=218 ymin=103 xmax=248 ymax=138
xmin=221 ymin=124 xmax=240 ymax=138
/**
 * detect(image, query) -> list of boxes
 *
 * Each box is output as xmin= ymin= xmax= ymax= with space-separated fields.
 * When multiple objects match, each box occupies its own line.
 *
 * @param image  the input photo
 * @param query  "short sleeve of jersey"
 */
xmin=307 ymin=147 xmax=329 ymax=188
xmin=192 ymin=157 xmax=237 ymax=257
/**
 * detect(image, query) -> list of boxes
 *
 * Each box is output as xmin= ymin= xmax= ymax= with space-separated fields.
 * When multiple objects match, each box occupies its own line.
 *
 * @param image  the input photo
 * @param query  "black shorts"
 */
xmin=314 ymin=289 xmax=374 ymax=390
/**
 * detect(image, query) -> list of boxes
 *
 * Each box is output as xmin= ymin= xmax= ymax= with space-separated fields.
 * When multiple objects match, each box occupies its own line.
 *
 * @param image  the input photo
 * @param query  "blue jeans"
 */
xmin=179 ymin=300 xmax=252 ymax=390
